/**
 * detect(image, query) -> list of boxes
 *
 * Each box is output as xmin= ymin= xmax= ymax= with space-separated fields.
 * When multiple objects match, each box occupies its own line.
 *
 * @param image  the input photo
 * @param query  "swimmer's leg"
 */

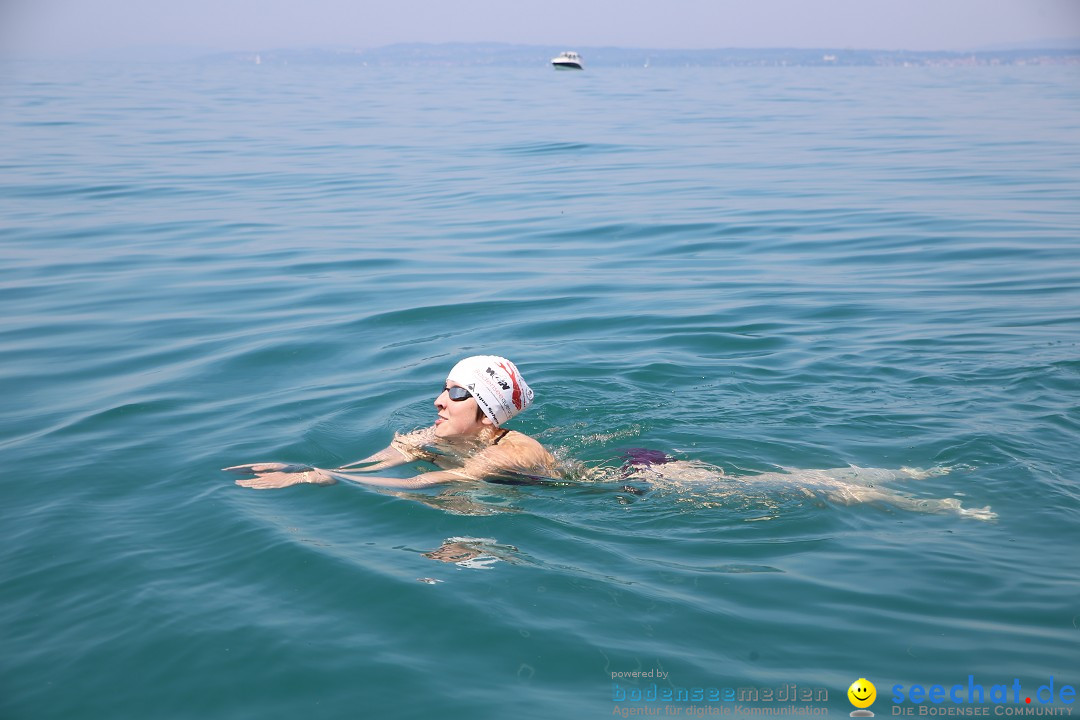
xmin=878 ymin=493 xmax=996 ymax=521
xmin=823 ymin=484 xmax=996 ymax=521
xmin=797 ymin=465 xmax=950 ymax=485
xmin=776 ymin=466 xmax=993 ymax=521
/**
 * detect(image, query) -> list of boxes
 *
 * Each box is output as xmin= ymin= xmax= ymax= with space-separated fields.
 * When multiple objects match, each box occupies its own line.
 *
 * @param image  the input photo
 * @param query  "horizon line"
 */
xmin=5 ymin=39 xmax=1080 ymax=63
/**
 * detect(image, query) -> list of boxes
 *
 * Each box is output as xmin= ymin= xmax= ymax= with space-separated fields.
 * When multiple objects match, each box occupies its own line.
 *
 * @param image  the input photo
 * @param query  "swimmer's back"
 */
xmin=484 ymin=430 xmax=558 ymax=477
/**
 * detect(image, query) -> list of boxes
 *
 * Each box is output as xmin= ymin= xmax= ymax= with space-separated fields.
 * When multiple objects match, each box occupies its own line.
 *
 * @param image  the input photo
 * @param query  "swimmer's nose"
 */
xmin=434 ymin=389 xmax=448 ymax=409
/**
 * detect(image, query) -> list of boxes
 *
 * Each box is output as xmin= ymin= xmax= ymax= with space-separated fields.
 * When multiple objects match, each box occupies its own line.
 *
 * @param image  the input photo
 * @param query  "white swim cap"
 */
xmin=446 ymin=355 xmax=534 ymax=426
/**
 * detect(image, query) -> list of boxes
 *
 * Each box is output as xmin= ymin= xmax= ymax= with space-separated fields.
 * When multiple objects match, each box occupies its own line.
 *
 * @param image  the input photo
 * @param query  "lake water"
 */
xmin=2 ymin=61 xmax=1079 ymax=719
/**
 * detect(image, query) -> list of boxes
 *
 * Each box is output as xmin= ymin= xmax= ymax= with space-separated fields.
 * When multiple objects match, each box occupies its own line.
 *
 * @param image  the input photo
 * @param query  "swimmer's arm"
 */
xmin=227 ymin=465 xmax=468 ymax=490
xmin=329 ymin=447 xmax=532 ymax=488
xmin=334 ymin=446 xmax=409 ymax=472
xmin=319 ymin=468 xmax=469 ymax=489
xmin=336 ymin=426 xmax=438 ymax=471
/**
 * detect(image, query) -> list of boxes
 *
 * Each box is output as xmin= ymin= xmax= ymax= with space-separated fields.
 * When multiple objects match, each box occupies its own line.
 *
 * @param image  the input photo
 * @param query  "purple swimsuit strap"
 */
xmin=621 ymin=448 xmax=672 ymax=466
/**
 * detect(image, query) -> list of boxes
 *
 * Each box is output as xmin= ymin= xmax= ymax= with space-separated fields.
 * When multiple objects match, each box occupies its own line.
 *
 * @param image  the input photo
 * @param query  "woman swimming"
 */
xmin=225 ymin=355 xmax=994 ymax=520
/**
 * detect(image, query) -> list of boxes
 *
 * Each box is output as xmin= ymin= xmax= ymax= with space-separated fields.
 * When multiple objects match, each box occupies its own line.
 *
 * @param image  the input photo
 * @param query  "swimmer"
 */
xmin=225 ymin=356 xmax=994 ymax=520
xmin=225 ymin=355 xmax=558 ymax=489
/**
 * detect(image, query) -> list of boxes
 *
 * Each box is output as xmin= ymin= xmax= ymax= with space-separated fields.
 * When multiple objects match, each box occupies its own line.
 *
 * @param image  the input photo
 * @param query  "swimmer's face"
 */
xmin=434 ymin=381 xmax=492 ymax=438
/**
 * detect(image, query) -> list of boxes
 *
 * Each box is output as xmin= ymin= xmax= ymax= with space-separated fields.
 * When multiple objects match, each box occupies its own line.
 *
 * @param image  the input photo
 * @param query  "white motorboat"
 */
xmin=551 ymin=51 xmax=584 ymax=70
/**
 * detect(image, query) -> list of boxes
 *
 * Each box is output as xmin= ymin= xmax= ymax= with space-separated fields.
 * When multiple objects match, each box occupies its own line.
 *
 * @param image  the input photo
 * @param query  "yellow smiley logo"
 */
xmin=848 ymin=678 xmax=877 ymax=709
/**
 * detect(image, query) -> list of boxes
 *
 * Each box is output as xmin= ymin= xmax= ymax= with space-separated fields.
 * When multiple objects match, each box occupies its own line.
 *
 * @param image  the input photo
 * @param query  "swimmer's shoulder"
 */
xmin=498 ymin=429 xmax=552 ymax=456
xmin=488 ymin=430 xmax=557 ymax=471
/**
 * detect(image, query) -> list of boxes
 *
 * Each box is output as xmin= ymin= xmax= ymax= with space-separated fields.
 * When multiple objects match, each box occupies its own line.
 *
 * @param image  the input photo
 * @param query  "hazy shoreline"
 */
xmin=6 ymin=41 xmax=1080 ymax=66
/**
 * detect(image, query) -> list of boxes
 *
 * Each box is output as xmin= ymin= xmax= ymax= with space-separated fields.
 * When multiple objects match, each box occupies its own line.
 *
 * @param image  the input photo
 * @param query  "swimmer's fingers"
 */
xmin=223 ymin=463 xmax=308 ymax=475
xmin=223 ymin=463 xmax=280 ymax=474
xmin=236 ymin=473 xmax=301 ymax=489
xmin=234 ymin=470 xmax=335 ymax=489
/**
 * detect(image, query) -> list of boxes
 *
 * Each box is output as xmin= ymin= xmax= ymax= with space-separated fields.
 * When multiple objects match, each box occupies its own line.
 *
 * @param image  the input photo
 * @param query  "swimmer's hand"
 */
xmin=223 ymin=464 xmax=337 ymax=490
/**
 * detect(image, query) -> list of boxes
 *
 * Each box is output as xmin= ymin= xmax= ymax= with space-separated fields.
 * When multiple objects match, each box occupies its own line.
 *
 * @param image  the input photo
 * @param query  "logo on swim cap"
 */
xmin=495 ymin=360 xmax=524 ymax=409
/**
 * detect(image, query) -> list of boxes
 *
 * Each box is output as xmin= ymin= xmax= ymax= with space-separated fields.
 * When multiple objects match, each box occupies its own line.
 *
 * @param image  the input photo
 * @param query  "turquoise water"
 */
xmin=2 ymin=62 xmax=1079 ymax=719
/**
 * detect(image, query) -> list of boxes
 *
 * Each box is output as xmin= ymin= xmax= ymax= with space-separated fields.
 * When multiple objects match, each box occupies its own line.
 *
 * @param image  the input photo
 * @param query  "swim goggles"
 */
xmin=442 ymin=385 xmax=473 ymax=401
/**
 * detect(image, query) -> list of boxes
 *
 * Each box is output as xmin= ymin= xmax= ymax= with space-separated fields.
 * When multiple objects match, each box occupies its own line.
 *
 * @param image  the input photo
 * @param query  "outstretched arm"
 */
xmin=224 ymin=464 xmax=468 ymax=490
xmin=323 ymin=468 xmax=466 ymax=489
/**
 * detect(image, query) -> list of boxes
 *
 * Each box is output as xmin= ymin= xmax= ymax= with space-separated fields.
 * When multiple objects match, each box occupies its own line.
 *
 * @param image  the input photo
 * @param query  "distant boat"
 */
xmin=551 ymin=51 xmax=584 ymax=70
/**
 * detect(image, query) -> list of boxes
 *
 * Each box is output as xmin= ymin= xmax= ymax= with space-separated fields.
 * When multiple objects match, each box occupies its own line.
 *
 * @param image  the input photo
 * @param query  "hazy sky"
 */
xmin=4 ymin=0 xmax=1079 ymax=56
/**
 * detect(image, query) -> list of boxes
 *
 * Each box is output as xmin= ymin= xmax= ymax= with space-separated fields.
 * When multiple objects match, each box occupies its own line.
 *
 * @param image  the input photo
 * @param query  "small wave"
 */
xmin=2 ymin=182 xmax=210 ymax=200
xmin=497 ymin=140 xmax=629 ymax=156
